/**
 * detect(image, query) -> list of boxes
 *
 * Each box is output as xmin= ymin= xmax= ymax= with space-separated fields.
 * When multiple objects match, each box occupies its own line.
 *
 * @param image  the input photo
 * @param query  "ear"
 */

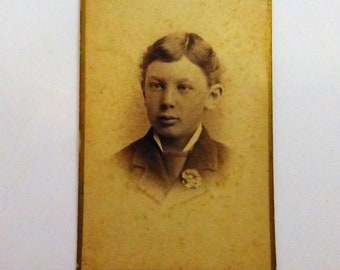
xmin=205 ymin=84 xmax=223 ymax=110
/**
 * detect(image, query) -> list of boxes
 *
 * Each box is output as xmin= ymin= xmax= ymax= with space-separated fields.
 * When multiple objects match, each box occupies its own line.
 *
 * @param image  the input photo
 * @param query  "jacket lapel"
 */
xmin=130 ymin=127 xmax=218 ymax=206
xmin=131 ymin=130 xmax=169 ymax=202
xmin=183 ymin=127 xmax=219 ymax=171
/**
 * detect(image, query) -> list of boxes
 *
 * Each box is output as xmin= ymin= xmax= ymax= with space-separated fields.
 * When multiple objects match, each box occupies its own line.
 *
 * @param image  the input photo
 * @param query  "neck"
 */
xmin=159 ymin=133 xmax=194 ymax=152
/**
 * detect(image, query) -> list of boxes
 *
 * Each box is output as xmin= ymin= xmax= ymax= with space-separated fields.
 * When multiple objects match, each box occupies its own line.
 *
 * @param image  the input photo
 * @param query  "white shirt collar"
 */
xmin=153 ymin=124 xmax=203 ymax=152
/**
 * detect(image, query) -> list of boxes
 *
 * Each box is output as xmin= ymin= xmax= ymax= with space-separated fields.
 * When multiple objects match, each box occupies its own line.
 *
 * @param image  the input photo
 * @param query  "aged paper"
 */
xmin=79 ymin=0 xmax=274 ymax=269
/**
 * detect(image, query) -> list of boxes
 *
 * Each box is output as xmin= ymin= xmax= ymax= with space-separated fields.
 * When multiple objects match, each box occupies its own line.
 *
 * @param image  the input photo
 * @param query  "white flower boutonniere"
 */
xmin=181 ymin=169 xmax=202 ymax=189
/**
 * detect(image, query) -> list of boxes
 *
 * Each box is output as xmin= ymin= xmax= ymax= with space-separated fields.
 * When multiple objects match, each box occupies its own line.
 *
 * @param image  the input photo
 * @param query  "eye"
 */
xmin=177 ymin=84 xmax=192 ymax=92
xmin=148 ymin=81 xmax=163 ymax=91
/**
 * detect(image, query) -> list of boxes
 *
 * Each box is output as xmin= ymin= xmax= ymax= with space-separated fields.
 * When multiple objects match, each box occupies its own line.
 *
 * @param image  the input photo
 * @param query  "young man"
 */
xmin=115 ymin=33 xmax=229 ymax=203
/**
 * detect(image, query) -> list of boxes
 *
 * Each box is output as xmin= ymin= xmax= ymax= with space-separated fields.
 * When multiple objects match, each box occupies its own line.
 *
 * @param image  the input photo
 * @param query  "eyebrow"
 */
xmin=147 ymin=76 xmax=193 ymax=84
xmin=177 ymin=78 xmax=193 ymax=84
xmin=147 ymin=76 xmax=164 ymax=81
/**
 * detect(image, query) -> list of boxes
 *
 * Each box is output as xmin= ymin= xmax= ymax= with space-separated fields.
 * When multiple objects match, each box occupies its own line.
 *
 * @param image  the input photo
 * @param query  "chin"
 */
xmin=154 ymin=126 xmax=182 ymax=139
xmin=157 ymin=131 xmax=180 ymax=139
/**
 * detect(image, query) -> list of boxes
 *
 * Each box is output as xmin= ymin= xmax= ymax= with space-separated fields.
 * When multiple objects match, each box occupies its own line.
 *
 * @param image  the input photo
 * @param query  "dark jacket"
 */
xmin=114 ymin=126 xmax=229 ymax=204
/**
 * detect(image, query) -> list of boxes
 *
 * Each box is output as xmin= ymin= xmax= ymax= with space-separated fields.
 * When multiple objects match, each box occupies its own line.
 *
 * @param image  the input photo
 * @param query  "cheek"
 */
xmin=144 ymin=95 xmax=159 ymax=111
xmin=182 ymin=94 xmax=207 ymax=109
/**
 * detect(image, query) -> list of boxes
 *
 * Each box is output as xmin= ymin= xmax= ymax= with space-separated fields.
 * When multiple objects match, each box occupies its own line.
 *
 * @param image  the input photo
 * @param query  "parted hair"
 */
xmin=140 ymin=32 xmax=222 ymax=88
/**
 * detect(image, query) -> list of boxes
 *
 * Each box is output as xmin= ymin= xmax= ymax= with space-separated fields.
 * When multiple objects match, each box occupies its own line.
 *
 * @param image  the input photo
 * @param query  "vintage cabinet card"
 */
xmin=78 ymin=0 xmax=274 ymax=269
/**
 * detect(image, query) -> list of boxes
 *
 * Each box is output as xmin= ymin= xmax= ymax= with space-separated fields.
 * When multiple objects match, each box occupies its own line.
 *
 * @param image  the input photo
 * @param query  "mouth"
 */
xmin=157 ymin=115 xmax=179 ymax=126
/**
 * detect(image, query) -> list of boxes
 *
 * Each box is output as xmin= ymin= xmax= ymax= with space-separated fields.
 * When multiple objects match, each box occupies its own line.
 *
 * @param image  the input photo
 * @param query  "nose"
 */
xmin=160 ymin=87 xmax=176 ymax=109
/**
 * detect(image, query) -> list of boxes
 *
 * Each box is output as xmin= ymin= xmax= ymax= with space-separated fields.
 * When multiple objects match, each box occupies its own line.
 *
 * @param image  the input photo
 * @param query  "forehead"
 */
xmin=145 ymin=57 xmax=207 ymax=83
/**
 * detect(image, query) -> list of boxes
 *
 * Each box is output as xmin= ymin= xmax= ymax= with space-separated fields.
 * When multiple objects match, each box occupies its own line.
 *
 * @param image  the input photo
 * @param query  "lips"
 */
xmin=157 ymin=115 xmax=179 ymax=126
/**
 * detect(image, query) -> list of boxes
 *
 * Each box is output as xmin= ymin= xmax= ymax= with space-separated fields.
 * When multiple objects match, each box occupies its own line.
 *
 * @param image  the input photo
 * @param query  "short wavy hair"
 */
xmin=140 ymin=33 xmax=222 ymax=88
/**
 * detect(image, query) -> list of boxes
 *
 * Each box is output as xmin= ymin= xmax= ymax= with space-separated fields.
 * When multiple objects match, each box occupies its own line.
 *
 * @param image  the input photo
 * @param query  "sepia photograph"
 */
xmin=79 ymin=0 xmax=273 ymax=269
xmin=3 ymin=1 xmax=340 ymax=270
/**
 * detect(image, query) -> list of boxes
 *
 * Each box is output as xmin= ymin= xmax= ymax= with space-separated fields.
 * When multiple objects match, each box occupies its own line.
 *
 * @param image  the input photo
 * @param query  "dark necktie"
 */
xmin=162 ymin=151 xmax=188 ymax=182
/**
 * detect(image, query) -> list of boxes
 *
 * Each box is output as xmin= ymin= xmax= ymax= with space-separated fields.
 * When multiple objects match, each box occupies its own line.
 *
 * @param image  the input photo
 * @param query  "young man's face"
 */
xmin=143 ymin=57 xmax=217 ymax=142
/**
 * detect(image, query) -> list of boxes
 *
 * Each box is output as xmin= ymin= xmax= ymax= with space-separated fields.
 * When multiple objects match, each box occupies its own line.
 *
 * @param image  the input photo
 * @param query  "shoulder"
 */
xmin=113 ymin=138 xmax=143 ymax=168
xmin=115 ymin=139 xmax=140 ymax=159
xmin=197 ymin=126 xmax=230 ymax=167
xmin=112 ymin=129 xmax=154 ymax=167
xmin=213 ymin=140 xmax=230 ymax=167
